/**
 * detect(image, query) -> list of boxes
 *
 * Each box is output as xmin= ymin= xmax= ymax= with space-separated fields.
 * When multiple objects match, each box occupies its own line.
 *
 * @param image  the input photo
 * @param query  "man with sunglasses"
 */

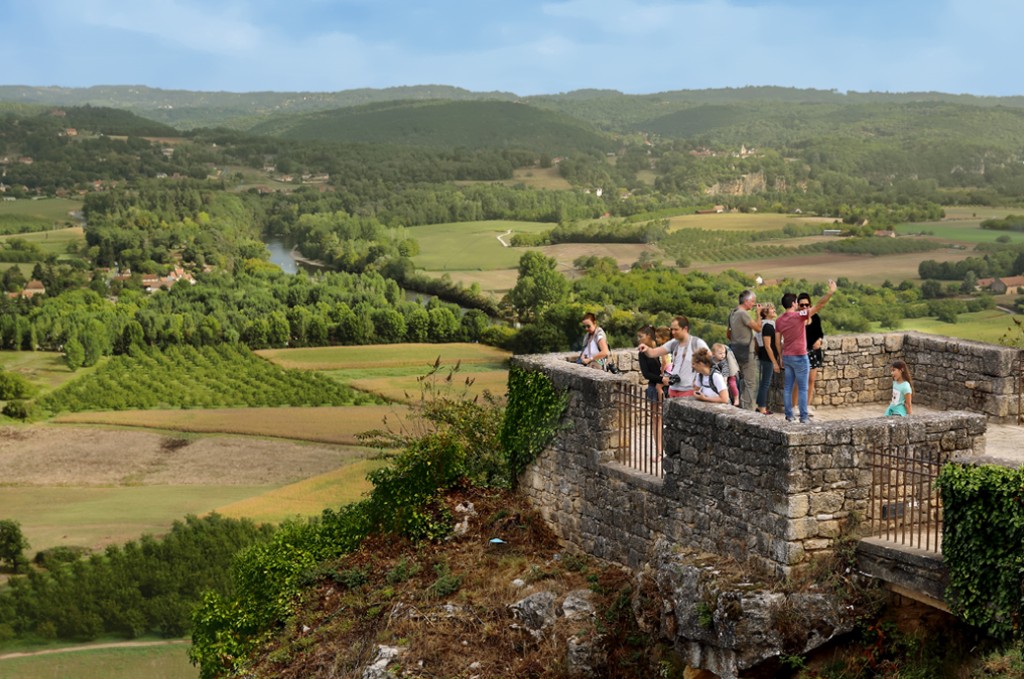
xmin=794 ymin=291 xmax=825 ymax=415
xmin=775 ymin=280 xmax=837 ymax=423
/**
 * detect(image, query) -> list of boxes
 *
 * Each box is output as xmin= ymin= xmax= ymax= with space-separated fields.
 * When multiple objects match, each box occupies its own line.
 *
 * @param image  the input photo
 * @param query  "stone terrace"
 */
xmin=516 ymin=331 xmax=1022 ymax=577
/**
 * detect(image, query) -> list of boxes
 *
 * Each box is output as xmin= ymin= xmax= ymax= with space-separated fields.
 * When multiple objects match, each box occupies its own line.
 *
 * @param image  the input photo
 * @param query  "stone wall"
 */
xmin=612 ymin=330 xmax=1021 ymax=422
xmin=517 ymin=335 xmax=990 ymax=575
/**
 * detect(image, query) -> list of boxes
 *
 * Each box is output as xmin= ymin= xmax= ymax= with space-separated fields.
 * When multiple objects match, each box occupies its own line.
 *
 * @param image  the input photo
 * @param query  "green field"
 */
xmin=0 ymin=485 xmax=269 ymax=554
xmin=0 ymin=350 xmax=90 ymax=394
xmin=0 ymin=641 xmax=196 ymax=679
xmin=895 ymin=219 xmax=1024 ymax=244
xmin=0 ymin=226 xmax=87 ymax=256
xmin=870 ymin=308 xmax=1021 ymax=345
xmin=410 ymin=220 xmax=551 ymax=270
xmin=0 ymin=197 xmax=82 ymax=223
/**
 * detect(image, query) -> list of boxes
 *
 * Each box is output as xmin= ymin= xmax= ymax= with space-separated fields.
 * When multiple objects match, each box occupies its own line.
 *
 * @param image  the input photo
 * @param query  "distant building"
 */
xmin=982 ymin=276 xmax=1024 ymax=295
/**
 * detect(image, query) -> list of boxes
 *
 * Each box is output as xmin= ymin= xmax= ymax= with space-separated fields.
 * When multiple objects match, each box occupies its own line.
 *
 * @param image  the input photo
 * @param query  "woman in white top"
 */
xmin=578 ymin=312 xmax=610 ymax=369
xmin=692 ymin=348 xmax=730 ymax=404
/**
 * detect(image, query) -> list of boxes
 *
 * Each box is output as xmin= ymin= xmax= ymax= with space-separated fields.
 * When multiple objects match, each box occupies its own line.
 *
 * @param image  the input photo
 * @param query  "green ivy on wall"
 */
xmin=937 ymin=463 xmax=1024 ymax=639
xmin=500 ymin=366 xmax=567 ymax=487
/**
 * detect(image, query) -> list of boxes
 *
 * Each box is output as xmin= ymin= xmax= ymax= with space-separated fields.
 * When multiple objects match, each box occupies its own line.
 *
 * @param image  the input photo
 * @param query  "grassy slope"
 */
xmin=0 ymin=641 xmax=196 ymax=679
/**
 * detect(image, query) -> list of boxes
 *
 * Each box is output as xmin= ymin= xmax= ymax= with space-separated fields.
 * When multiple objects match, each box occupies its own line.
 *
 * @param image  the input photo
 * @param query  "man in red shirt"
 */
xmin=775 ymin=280 xmax=837 ymax=423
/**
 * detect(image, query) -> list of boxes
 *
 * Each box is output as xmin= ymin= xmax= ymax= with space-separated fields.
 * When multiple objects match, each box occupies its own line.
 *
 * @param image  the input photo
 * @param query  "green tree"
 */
xmin=504 ymin=252 xmax=570 ymax=323
xmin=64 ymin=336 xmax=85 ymax=370
xmin=1 ymin=266 xmax=26 ymax=292
xmin=0 ymin=519 xmax=29 ymax=573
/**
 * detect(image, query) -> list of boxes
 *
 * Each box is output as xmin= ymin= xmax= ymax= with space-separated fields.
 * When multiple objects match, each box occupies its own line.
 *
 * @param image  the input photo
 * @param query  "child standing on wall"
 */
xmin=885 ymin=360 xmax=913 ymax=417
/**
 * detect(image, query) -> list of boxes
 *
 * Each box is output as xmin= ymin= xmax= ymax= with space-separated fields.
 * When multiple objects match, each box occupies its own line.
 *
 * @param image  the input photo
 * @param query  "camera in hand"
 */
xmin=668 ymin=373 xmax=681 ymax=386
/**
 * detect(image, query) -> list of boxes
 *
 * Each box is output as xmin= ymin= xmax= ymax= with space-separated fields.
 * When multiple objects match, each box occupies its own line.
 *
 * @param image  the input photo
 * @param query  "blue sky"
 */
xmin=4 ymin=0 xmax=1023 ymax=96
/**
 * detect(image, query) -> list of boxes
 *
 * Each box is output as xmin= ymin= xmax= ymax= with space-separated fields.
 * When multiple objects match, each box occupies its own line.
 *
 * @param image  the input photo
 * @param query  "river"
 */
xmin=264 ymin=237 xmax=301 ymax=274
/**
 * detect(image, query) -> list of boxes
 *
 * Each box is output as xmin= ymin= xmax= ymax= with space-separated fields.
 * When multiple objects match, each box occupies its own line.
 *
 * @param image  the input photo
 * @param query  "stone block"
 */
xmin=809 ymin=491 xmax=844 ymax=515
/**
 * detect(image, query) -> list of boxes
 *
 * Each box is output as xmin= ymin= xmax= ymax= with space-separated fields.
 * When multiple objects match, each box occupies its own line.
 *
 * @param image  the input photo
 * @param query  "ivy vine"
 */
xmin=500 ymin=366 xmax=568 ymax=487
xmin=937 ymin=463 xmax=1024 ymax=639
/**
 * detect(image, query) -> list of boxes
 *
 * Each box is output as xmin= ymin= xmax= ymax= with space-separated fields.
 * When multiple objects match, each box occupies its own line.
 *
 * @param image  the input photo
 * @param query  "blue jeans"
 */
xmin=783 ymin=354 xmax=810 ymax=422
xmin=757 ymin=359 xmax=774 ymax=409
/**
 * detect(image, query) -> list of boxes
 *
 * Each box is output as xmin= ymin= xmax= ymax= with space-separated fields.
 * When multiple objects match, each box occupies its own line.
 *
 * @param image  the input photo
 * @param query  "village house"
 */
xmin=6 ymin=279 xmax=46 ymax=300
xmin=977 ymin=275 xmax=1024 ymax=295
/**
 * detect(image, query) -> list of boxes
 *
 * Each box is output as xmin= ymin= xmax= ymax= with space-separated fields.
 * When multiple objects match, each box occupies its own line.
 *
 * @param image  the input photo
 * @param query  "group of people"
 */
xmin=578 ymin=278 xmax=914 ymax=424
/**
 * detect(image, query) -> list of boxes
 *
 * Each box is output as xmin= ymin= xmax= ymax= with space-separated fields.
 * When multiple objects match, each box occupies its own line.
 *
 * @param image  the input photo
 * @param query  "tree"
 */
xmin=921 ymin=280 xmax=943 ymax=299
xmin=504 ymin=252 xmax=570 ymax=323
xmin=0 ymin=519 xmax=29 ymax=573
xmin=64 ymin=336 xmax=85 ymax=370
xmin=1 ymin=266 xmax=26 ymax=293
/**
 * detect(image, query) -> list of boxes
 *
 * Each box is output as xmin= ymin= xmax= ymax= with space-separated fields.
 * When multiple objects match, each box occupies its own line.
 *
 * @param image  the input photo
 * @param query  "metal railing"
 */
xmin=612 ymin=381 xmax=664 ymax=478
xmin=867 ymin=440 xmax=950 ymax=553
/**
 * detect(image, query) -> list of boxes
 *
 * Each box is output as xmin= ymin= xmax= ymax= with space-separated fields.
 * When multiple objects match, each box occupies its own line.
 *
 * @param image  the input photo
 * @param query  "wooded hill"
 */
xmin=245 ymin=99 xmax=616 ymax=154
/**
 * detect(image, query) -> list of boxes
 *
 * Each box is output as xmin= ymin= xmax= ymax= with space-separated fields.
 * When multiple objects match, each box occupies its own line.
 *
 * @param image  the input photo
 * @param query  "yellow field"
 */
xmin=257 ymin=342 xmax=510 ymax=370
xmin=215 ymin=459 xmax=385 ymax=523
xmin=694 ymin=247 xmax=977 ymax=286
xmin=454 ymin=165 xmax=572 ymax=190
xmin=666 ymin=212 xmax=835 ymax=232
xmin=346 ymin=370 xmax=509 ymax=404
xmin=52 ymin=405 xmax=412 ymax=445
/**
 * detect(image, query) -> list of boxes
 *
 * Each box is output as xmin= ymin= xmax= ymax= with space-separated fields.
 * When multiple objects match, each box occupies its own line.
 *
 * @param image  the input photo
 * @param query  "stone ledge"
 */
xmin=856 ymin=537 xmax=947 ymax=604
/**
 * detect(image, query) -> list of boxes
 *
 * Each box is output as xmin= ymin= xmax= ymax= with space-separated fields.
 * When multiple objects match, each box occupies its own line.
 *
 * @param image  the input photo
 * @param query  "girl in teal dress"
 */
xmin=885 ymin=360 xmax=913 ymax=417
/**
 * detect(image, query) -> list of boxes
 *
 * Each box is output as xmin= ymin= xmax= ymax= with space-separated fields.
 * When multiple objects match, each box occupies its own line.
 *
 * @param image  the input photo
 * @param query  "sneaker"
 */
xmin=786 ymin=417 xmax=795 ymax=422
xmin=807 ymin=405 xmax=816 ymax=414
xmin=800 ymin=418 xmax=810 ymax=424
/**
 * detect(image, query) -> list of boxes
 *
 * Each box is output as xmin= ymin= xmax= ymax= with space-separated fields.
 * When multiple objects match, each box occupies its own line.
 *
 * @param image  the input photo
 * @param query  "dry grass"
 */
xmin=52 ymin=405 xmax=413 ymax=446
xmin=666 ymin=212 xmax=835 ymax=232
xmin=0 ymin=425 xmax=369 ymax=486
xmin=347 ymin=370 xmax=509 ymax=404
xmin=693 ymin=248 xmax=978 ymax=286
xmin=215 ymin=459 xmax=386 ymax=523
xmin=256 ymin=343 xmax=510 ymax=371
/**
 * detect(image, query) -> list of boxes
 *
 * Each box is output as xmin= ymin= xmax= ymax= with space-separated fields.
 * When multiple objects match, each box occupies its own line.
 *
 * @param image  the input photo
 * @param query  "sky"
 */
xmin=4 ymin=0 xmax=1024 ymax=97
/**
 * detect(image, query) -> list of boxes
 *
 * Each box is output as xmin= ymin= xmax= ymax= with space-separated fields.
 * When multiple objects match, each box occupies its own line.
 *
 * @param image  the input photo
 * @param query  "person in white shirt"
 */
xmin=638 ymin=315 xmax=708 ymax=398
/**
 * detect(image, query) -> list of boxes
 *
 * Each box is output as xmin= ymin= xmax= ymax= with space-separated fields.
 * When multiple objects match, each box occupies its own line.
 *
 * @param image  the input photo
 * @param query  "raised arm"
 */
xmin=809 ymin=279 xmax=838 ymax=317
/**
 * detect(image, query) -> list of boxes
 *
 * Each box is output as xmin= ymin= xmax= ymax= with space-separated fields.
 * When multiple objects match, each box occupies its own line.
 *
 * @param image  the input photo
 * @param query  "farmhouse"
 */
xmin=977 ymin=275 xmax=1024 ymax=295
xmin=6 ymin=279 xmax=46 ymax=299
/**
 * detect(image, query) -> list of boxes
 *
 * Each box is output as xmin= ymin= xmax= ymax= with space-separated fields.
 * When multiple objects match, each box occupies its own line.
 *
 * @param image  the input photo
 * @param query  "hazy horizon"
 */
xmin=3 ymin=0 xmax=1023 ymax=98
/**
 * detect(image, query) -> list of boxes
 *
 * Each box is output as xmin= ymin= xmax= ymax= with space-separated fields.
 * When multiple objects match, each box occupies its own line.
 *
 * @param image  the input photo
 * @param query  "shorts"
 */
xmin=668 ymin=388 xmax=695 ymax=398
xmin=808 ymin=348 xmax=824 ymax=369
xmin=645 ymin=383 xmax=661 ymax=403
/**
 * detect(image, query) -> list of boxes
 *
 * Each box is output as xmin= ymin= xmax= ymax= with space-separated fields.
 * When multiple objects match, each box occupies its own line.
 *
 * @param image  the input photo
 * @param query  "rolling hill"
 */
xmin=245 ymin=99 xmax=617 ymax=153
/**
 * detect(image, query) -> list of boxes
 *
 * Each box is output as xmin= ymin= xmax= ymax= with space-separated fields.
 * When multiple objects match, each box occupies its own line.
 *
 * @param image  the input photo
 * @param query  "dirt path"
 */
xmin=0 ymin=638 xmax=189 ymax=660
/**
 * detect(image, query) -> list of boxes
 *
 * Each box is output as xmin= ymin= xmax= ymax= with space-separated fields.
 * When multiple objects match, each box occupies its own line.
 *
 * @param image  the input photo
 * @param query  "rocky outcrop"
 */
xmin=634 ymin=541 xmax=876 ymax=679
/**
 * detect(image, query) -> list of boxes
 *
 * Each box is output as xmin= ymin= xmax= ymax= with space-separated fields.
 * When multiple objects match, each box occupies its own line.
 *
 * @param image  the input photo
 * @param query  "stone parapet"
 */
xmin=515 ymin=335 xmax=993 ymax=575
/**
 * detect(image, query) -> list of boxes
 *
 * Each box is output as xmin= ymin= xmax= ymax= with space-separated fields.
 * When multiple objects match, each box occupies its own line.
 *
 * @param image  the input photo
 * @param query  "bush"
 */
xmin=33 ymin=545 xmax=91 ymax=570
xmin=0 ymin=372 xmax=36 ymax=400
xmin=1 ymin=400 xmax=32 ymax=420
